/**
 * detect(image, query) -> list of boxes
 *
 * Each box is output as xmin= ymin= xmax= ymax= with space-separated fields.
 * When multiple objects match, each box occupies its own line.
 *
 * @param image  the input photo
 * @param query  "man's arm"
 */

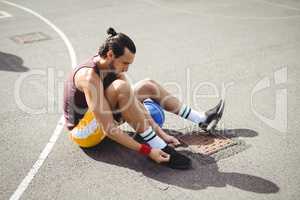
xmin=78 ymin=71 xmax=169 ymax=163
xmin=79 ymin=70 xmax=141 ymax=152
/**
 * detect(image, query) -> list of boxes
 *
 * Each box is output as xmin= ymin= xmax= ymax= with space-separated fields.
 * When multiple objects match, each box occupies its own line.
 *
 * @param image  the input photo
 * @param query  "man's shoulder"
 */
xmin=74 ymin=67 xmax=102 ymax=91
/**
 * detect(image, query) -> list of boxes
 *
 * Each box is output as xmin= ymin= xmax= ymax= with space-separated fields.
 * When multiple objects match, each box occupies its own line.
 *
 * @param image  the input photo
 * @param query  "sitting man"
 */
xmin=63 ymin=27 xmax=224 ymax=170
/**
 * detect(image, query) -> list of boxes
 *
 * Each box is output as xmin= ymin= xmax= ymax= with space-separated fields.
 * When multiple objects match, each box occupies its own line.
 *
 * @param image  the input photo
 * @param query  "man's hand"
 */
xmin=162 ymin=135 xmax=181 ymax=147
xmin=147 ymin=117 xmax=181 ymax=147
xmin=149 ymin=148 xmax=170 ymax=163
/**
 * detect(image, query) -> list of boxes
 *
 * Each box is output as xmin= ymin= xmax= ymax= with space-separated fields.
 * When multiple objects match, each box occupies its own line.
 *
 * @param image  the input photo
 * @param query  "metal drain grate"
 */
xmin=177 ymin=134 xmax=236 ymax=155
xmin=11 ymin=32 xmax=51 ymax=44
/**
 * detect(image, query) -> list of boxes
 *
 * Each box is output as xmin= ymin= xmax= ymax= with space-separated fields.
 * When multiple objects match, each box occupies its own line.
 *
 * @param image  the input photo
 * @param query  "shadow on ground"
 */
xmin=82 ymin=128 xmax=279 ymax=193
xmin=163 ymin=128 xmax=259 ymax=138
xmin=0 ymin=52 xmax=29 ymax=72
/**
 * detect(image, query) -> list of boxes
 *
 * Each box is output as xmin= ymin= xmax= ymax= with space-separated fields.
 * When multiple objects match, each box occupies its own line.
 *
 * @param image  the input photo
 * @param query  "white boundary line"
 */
xmin=0 ymin=10 xmax=12 ymax=19
xmin=1 ymin=1 xmax=77 ymax=68
xmin=1 ymin=1 xmax=77 ymax=200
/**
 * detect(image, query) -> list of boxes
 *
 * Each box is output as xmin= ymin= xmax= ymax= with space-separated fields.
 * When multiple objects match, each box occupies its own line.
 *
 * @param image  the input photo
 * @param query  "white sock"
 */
xmin=139 ymin=127 xmax=167 ymax=149
xmin=178 ymin=104 xmax=207 ymax=124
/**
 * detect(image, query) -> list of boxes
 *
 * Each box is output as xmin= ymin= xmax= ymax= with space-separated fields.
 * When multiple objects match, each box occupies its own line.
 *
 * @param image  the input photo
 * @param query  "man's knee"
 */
xmin=105 ymin=79 xmax=132 ymax=107
xmin=134 ymin=78 xmax=160 ymax=98
xmin=112 ymin=79 xmax=132 ymax=98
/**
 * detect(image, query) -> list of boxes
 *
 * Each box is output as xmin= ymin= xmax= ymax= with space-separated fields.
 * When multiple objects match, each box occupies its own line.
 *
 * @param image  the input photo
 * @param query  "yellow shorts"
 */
xmin=70 ymin=111 xmax=106 ymax=148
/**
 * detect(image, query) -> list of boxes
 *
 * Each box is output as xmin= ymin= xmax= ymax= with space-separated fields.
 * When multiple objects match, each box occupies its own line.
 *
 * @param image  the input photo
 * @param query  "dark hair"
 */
xmin=98 ymin=27 xmax=136 ymax=58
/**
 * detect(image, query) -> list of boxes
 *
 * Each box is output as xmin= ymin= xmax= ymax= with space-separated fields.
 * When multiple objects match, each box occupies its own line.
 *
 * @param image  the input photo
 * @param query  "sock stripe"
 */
xmin=179 ymin=104 xmax=207 ymax=124
xmin=182 ymin=106 xmax=191 ymax=118
xmin=144 ymin=134 xmax=157 ymax=142
xmin=184 ymin=107 xmax=192 ymax=119
xmin=141 ymin=130 xmax=153 ymax=140
xmin=143 ymin=131 xmax=155 ymax=141
xmin=179 ymin=105 xmax=187 ymax=117
xmin=140 ymin=127 xmax=153 ymax=138
xmin=139 ymin=126 xmax=167 ymax=149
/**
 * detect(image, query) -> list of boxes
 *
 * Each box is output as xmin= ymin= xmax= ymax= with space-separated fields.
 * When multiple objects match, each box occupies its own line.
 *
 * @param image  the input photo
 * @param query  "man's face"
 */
xmin=107 ymin=48 xmax=135 ymax=75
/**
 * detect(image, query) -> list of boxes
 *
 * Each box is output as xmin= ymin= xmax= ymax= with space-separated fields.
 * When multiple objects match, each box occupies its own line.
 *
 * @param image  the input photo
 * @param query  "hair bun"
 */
xmin=107 ymin=27 xmax=117 ymax=37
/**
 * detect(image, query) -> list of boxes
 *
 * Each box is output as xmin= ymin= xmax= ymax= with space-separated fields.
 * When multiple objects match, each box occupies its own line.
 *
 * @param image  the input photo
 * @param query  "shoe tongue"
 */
xmin=217 ymin=100 xmax=225 ymax=114
xmin=162 ymin=146 xmax=175 ymax=154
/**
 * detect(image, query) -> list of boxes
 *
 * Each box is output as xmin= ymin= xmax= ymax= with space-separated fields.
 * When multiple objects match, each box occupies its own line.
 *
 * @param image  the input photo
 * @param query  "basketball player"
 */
xmin=63 ymin=27 xmax=224 ymax=169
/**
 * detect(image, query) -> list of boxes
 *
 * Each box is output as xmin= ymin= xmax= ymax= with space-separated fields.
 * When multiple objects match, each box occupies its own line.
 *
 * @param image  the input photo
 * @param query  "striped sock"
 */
xmin=139 ymin=127 xmax=167 ymax=149
xmin=178 ymin=104 xmax=207 ymax=124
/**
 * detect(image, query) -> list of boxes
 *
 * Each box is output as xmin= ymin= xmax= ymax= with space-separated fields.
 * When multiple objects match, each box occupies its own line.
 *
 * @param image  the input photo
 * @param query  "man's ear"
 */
xmin=107 ymin=50 xmax=114 ymax=60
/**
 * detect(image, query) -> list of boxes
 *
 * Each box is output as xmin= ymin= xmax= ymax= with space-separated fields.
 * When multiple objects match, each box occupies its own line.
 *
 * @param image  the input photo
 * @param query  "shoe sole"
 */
xmin=164 ymin=160 xmax=191 ymax=170
xmin=168 ymin=164 xmax=191 ymax=170
xmin=206 ymin=100 xmax=225 ymax=133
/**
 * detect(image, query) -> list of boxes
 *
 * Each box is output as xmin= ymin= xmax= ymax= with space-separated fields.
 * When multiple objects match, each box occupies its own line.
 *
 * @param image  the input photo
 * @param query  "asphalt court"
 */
xmin=1 ymin=0 xmax=300 ymax=200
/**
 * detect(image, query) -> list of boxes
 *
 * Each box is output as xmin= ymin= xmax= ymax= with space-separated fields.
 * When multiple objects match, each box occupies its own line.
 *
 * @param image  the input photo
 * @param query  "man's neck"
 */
xmin=93 ymin=55 xmax=109 ymax=70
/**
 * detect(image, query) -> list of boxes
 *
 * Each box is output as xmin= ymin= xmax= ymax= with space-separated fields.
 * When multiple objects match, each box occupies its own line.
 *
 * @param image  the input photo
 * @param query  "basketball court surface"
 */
xmin=1 ymin=0 xmax=300 ymax=199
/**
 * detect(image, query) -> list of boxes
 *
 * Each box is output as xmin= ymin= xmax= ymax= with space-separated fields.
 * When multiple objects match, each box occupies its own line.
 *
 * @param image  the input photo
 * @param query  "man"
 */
xmin=63 ymin=27 xmax=224 ymax=170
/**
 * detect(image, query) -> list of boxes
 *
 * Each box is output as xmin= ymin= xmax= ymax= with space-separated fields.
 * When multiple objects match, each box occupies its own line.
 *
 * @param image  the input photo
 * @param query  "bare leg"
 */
xmin=105 ymin=78 xmax=168 ymax=150
xmin=104 ymin=79 xmax=150 ymax=132
xmin=133 ymin=79 xmax=224 ymax=131
xmin=104 ymin=79 xmax=191 ymax=169
xmin=133 ymin=79 xmax=183 ymax=115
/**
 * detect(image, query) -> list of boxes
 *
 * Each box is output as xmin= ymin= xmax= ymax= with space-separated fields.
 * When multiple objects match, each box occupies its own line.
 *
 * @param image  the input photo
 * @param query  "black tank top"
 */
xmin=63 ymin=56 xmax=117 ymax=130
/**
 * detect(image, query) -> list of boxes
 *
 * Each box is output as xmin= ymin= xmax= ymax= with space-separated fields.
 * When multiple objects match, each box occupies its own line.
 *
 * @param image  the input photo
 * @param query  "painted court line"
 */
xmin=0 ymin=1 xmax=77 ymax=200
xmin=10 ymin=116 xmax=65 ymax=200
xmin=0 ymin=10 xmax=12 ymax=19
